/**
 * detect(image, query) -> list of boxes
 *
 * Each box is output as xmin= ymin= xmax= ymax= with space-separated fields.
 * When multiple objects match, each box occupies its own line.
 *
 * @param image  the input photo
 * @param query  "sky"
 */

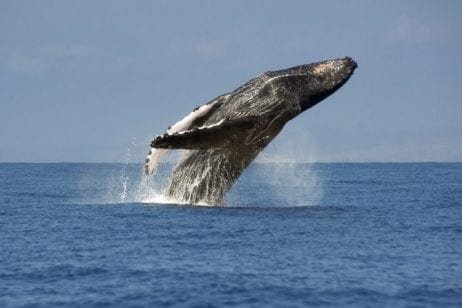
xmin=1 ymin=1 xmax=461 ymax=162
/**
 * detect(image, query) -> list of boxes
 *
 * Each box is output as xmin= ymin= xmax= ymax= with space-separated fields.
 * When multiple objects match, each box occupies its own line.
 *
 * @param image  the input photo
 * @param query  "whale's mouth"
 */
xmin=265 ymin=57 xmax=357 ymax=78
xmin=343 ymin=56 xmax=358 ymax=70
xmin=298 ymin=57 xmax=357 ymax=111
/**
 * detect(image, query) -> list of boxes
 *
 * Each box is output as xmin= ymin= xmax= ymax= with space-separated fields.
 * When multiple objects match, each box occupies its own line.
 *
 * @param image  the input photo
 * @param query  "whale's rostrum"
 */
xmin=145 ymin=57 xmax=357 ymax=205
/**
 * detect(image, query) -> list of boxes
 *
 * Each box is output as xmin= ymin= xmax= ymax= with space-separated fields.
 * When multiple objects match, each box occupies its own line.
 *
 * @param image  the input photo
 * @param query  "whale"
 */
xmin=145 ymin=57 xmax=357 ymax=205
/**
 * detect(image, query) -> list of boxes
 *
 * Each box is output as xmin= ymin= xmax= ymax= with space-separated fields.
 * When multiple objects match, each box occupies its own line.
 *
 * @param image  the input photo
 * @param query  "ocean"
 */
xmin=0 ymin=163 xmax=461 ymax=307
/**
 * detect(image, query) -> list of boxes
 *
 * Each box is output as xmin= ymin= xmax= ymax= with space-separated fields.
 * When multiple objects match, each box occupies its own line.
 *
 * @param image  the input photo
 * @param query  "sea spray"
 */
xmin=226 ymin=162 xmax=323 ymax=207
xmin=135 ymin=150 xmax=187 ymax=204
xmin=105 ymin=128 xmax=323 ymax=207
xmin=118 ymin=166 xmax=129 ymax=203
xmin=227 ymin=129 xmax=324 ymax=207
xmin=264 ymin=162 xmax=322 ymax=207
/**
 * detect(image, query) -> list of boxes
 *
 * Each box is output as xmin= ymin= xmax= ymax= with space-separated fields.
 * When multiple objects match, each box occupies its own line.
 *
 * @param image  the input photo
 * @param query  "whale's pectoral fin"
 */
xmin=151 ymin=117 xmax=260 ymax=150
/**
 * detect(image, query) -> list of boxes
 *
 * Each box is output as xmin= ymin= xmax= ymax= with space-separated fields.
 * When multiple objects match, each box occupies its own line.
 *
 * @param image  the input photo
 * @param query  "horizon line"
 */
xmin=0 ymin=161 xmax=461 ymax=164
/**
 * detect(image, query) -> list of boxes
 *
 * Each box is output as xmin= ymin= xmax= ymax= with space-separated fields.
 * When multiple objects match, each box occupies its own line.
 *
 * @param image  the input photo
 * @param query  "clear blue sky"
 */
xmin=1 ymin=1 xmax=461 ymax=162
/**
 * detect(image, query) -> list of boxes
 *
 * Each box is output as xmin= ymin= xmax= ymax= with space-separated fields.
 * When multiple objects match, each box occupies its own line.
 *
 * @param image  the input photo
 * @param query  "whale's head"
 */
xmin=263 ymin=57 xmax=357 ymax=113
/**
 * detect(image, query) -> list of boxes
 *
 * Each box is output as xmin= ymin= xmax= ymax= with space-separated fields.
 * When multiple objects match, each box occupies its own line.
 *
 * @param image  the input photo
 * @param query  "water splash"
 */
xmin=227 ymin=128 xmax=324 ymax=207
xmin=100 ymin=126 xmax=323 ymax=207
xmin=265 ymin=162 xmax=323 ymax=207
xmin=133 ymin=173 xmax=170 ymax=204
xmin=119 ymin=170 xmax=129 ymax=202
xmin=118 ymin=146 xmax=132 ymax=203
xmin=270 ymin=128 xmax=322 ymax=206
xmin=109 ymin=153 xmax=322 ymax=207
xmin=102 ymin=150 xmax=191 ymax=205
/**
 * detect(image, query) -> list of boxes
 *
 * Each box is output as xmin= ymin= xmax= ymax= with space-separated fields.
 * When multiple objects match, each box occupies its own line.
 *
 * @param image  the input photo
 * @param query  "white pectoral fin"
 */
xmin=151 ymin=117 xmax=258 ymax=150
xmin=144 ymin=148 xmax=169 ymax=175
xmin=166 ymin=95 xmax=228 ymax=134
xmin=144 ymin=95 xmax=230 ymax=175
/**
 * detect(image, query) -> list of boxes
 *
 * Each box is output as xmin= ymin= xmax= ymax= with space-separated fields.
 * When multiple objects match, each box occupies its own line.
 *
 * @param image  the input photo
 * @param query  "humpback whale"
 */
xmin=145 ymin=57 xmax=357 ymax=205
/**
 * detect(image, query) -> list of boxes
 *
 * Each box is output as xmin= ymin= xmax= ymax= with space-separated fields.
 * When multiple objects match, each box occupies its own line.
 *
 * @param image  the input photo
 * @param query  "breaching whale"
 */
xmin=145 ymin=57 xmax=357 ymax=205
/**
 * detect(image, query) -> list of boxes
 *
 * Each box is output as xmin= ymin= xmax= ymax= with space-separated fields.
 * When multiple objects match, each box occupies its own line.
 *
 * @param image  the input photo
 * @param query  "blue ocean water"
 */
xmin=0 ymin=163 xmax=461 ymax=307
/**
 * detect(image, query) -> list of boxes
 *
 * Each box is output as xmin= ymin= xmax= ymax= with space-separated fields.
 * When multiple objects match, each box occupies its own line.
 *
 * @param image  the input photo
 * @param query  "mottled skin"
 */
xmin=150 ymin=57 xmax=357 ymax=205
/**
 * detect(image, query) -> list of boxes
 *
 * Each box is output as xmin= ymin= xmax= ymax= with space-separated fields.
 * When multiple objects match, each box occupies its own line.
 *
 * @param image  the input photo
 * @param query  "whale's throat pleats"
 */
xmin=164 ymin=148 xmax=257 ymax=205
